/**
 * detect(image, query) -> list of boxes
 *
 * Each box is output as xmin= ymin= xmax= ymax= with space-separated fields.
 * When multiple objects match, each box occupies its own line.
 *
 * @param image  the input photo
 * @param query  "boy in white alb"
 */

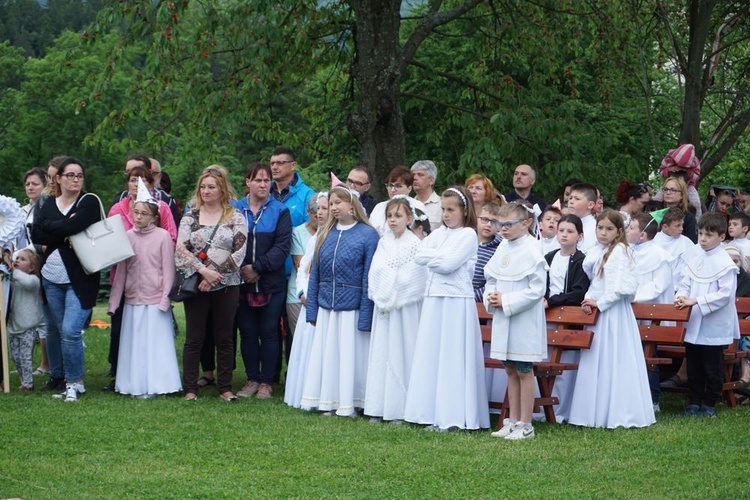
xmin=539 ymin=206 xmax=562 ymax=255
xmin=726 ymin=212 xmax=750 ymax=270
xmin=626 ymin=212 xmax=675 ymax=412
xmin=652 ymin=207 xmax=693 ymax=289
xmin=675 ymin=212 xmax=740 ymax=417
xmin=567 ymin=183 xmax=598 ymax=254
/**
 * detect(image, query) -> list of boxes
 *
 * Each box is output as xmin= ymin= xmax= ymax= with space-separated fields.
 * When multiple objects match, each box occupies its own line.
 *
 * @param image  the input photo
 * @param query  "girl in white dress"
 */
xmin=565 ymin=209 xmax=655 ymax=428
xmin=365 ymin=196 xmax=426 ymax=424
xmin=404 ymin=186 xmax=490 ymax=432
xmin=484 ymin=201 xmax=548 ymax=440
xmin=108 ymin=181 xmax=181 ymax=397
xmin=301 ymin=186 xmax=379 ymax=417
xmin=284 ymin=192 xmax=328 ymax=408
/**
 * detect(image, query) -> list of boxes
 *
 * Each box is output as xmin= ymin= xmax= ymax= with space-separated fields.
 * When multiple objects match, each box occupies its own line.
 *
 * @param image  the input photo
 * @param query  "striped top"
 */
xmin=473 ymin=234 xmax=502 ymax=302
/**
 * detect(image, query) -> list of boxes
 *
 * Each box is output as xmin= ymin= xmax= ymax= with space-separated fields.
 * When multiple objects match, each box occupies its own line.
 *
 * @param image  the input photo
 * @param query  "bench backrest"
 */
xmin=631 ymin=302 xmax=691 ymax=324
xmin=545 ymin=305 xmax=599 ymax=327
xmin=737 ymin=297 xmax=750 ymax=336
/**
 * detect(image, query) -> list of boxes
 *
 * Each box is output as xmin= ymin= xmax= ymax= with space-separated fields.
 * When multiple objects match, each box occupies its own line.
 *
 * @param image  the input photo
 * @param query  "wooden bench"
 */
xmin=631 ymin=303 xmax=690 ymax=370
xmin=479 ymin=304 xmax=597 ymax=428
xmin=656 ymin=297 xmax=749 ymax=407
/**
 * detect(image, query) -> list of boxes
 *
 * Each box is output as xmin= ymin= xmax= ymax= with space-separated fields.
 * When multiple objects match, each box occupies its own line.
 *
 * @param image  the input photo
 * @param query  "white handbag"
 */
xmin=67 ymin=193 xmax=135 ymax=274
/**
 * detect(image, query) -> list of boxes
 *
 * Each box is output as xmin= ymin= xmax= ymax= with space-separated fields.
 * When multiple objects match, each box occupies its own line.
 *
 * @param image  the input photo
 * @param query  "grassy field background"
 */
xmin=0 ymin=304 xmax=746 ymax=498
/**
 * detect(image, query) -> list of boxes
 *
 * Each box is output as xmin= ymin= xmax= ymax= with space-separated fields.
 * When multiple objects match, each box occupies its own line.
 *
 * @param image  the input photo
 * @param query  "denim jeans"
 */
xmin=237 ymin=291 xmax=285 ymax=384
xmin=42 ymin=279 xmax=90 ymax=382
xmin=42 ymin=300 xmax=63 ymax=379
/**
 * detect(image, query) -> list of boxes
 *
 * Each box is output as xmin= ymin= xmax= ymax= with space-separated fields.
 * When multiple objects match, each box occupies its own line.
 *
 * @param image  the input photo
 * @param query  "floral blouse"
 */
xmin=175 ymin=208 xmax=248 ymax=290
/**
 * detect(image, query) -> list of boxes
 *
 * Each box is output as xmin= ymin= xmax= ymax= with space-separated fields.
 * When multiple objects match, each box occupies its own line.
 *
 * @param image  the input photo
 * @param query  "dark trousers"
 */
xmin=108 ymin=295 xmax=126 ymax=374
xmin=237 ymin=291 xmax=285 ymax=385
xmin=183 ymin=286 xmax=239 ymax=394
xmin=685 ymin=342 xmax=725 ymax=407
xmin=200 ymin=311 xmax=216 ymax=373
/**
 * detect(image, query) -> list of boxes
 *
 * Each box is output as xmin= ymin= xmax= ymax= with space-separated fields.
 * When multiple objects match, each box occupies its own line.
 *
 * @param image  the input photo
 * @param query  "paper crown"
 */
xmin=648 ymin=207 xmax=670 ymax=225
xmin=330 ymin=172 xmax=344 ymax=188
xmin=135 ymin=177 xmax=158 ymax=206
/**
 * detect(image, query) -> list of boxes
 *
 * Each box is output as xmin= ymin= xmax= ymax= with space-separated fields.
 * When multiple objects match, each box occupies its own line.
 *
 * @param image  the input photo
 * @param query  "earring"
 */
xmin=348 ymin=210 xmax=354 ymax=216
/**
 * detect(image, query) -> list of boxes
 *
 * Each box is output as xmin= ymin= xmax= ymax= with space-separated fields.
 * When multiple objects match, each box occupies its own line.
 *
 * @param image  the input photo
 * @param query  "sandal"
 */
xmin=197 ymin=376 xmax=215 ymax=388
xmin=219 ymin=392 xmax=238 ymax=402
xmin=33 ymin=368 xmax=51 ymax=376
xmin=660 ymin=375 xmax=686 ymax=389
xmin=184 ymin=393 xmax=198 ymax=401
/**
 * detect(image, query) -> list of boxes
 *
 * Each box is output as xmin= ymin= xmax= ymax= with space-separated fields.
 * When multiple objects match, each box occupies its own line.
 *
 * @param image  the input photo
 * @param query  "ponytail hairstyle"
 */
xmin=441 ymin=185 xmax=476 ymax=229
xmin=313 ymin=185 xmax=371 ymax=263
xmin=615 ymin=179 xmax=648 ymax=205
xmin=558 ymin=213 xmax=584 ymax=235
xmin=596 ymin=209 xmax=628 ymax=277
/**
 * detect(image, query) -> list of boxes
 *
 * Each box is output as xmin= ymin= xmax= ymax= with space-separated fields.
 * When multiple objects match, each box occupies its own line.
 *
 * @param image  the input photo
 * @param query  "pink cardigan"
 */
xmin=108 ymin=224 xmax=175 ymax=313
xmin=108 ymin=197 xmax=178 ymax=244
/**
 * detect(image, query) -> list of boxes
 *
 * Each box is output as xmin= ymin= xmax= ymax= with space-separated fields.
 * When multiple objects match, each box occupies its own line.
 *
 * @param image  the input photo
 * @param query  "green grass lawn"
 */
xmin=0 ymin=304 xmax=746 ymax=498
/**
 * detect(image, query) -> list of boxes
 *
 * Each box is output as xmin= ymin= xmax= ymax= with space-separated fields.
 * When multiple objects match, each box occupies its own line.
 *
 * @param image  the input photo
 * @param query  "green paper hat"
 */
xmin=648 ymin=208 xmax=669 ymax=226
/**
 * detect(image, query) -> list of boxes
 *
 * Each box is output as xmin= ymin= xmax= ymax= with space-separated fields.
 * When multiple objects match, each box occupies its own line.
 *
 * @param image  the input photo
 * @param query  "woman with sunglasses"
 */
xmin=31 ymin=157 xmax=103 ymax=402
xmin=175 ymin=166 xmax=247 ymax=402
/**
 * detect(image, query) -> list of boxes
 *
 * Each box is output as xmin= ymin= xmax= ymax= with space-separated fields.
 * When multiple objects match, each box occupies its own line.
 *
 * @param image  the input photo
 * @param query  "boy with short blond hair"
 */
xmin=566 ymin=182 xmax=598 ymax=253
xmin=675 ymin=212 xmax=740 ymax=417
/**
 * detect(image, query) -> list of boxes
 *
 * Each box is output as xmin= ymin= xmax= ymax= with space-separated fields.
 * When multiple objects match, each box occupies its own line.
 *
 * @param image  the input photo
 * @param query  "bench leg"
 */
xmin=538 ymin=375 xmax=557 ymax=424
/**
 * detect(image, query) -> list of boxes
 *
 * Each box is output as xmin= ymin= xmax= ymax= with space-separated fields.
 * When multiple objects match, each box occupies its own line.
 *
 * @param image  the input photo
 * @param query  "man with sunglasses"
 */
xmin=345 ymin=166 xmax=378 ymax=215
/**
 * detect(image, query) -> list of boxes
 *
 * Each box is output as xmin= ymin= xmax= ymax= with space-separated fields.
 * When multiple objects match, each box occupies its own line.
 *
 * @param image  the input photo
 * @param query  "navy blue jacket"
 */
xmin=232 ymin=196 xmax=293 ymax=295
xmin=306 ymin=222 xmax=379 ymax=332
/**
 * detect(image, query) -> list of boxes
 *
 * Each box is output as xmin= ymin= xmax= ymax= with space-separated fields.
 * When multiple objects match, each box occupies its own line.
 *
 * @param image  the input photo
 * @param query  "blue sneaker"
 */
xmin=698 ymin=405 xmax=716 ymax=417
xmin=679 ymin=404 xmax=700 ymax=417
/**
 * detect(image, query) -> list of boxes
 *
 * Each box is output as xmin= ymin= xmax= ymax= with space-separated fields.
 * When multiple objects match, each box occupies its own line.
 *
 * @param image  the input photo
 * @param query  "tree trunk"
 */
xmin=347 ymin=0 xmax=406 ymax=199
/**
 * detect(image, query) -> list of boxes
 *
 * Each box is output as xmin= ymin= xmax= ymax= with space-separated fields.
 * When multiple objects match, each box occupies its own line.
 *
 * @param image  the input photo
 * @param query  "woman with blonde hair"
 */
xmin=658 ymin=176 xmax=697 ymax=243
xmin=176 ymin=167 xmax=247 ymax=402
xmin=301 ymin=186 xmax=379 ymax=417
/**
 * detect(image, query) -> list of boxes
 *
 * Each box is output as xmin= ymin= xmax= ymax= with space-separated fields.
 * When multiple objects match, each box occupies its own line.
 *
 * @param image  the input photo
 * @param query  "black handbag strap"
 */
xmin=199 ymin=222 xmax=221 ymax=260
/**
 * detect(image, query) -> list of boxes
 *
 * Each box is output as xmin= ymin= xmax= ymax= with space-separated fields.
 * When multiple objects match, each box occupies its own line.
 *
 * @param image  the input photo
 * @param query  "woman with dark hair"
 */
xmin=19 ymin=167 xmax=49 ymax=375
xmin=31 ymin=157 xmax=103 ymax=402
xmin=176 ymin=166 xmax=247 ymax=402
xmin=232 ymin=163 xmax=293 ymax=400
xmin=615 ymin=180 xmax=650 ymax=219
xmin=369 ymin=166 xmax=426 ymax=237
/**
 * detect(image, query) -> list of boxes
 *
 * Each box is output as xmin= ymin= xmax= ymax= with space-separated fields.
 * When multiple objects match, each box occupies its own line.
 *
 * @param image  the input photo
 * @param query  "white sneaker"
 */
xmin=490 ymin=418 xmax=515 ymax=438
xmin=53 ymin=383 xmax=85 ymax=401
xmin=63 ymin=384 xmax=79 ymax=402
xmin=505 ymin=422 xmax=535 ymax=440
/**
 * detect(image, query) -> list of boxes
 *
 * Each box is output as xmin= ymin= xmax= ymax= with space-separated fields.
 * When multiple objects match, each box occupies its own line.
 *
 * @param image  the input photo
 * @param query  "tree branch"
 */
xmin=700 ymin=106 xmax=750 ymax=179
xmin=401 ymin=91 xmax=489 ymax=118
xmin=400 ymin=0 xmax=485 ymax=73
xmin=654 ymin=0 xmax=688 ymax=73
xmin=409 ymin=59 xmax=506 ymax=103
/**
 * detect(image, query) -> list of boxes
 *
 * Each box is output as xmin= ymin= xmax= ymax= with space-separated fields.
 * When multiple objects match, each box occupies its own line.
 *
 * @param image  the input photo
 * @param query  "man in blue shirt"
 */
xmin=269 ymin=147 xmax=315 ymax=381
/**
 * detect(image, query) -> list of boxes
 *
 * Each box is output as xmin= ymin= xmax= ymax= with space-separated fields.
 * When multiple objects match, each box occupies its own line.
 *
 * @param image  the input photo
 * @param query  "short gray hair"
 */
xmin=410 ymin=160 xmax=438 ymax=181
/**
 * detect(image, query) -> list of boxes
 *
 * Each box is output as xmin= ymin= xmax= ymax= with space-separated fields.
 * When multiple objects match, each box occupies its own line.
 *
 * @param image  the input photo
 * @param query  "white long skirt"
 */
xmin=115 ymin=304 xmax=182 ymax=396
xmin=566 ymin=299 xmax=656 ymax=428
xmin=284 ymin=305 xmax=315 ymax=409
xmin=364 ymin=302 xmax=421 ymax=421
xmin=300 ymin=309 xmax=370 ymax=416
xmin=404 ymin=297 xmax=490 ymax=430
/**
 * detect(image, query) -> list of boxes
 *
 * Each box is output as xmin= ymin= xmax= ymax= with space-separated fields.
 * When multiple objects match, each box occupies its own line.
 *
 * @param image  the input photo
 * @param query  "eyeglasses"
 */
xmin=347 ymin=178 xmax=369 ymax=189
xmin=203 ymin=168 xmax=222 ymax=176
xmin=496 ymin=219 xmax=525 ymax=230
xmin=270 ymin=160 xmax=294 ymax=166
xmin=385 ymin=183 xmax=405 ymax=190
xmin=662 ymin=187 xmax=680 ymax=194
xmin=133 ymin=210 xmax=154 ymax=218
xmin=478 ymin=217 xmax=502 ymax=228
xmin=61 ymin=173 xmax=84 ymax=180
